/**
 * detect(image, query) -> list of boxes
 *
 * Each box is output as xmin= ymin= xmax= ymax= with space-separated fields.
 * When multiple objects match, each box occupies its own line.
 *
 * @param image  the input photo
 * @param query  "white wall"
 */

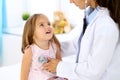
xmin=6 ymin=0 xmax=59 ymax=28
xmin=6 ymin=0 xmax=84 ymax=28
xmin=6 ymin=0 xmax=24 ymax=27
xmin=60 ymin=0 xmax=84 ymax=27
xmin=29 ymin=0 xmax=59 ymax=22
xmin=2 ymin=34 xmax=22 ymax=66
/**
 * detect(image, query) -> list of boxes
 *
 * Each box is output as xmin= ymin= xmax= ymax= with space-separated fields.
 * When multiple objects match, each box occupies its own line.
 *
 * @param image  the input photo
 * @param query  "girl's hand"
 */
xmin=43 ymin=58 xmax=61 ymax=73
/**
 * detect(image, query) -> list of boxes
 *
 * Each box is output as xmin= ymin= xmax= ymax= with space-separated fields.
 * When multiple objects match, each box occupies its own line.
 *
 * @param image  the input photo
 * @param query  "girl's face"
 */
xmin=33 ymin=15 xmax=53 ymax=42
xmin=70 ymin=0 xmax=86 ymax=9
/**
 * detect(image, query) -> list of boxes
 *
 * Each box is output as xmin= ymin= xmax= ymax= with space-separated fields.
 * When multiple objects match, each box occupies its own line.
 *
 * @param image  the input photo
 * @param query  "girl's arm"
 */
xmin=56 ymin=45 xmax=62 ymax=60
xmin=20 ymin=48 xmax=32 ymax=80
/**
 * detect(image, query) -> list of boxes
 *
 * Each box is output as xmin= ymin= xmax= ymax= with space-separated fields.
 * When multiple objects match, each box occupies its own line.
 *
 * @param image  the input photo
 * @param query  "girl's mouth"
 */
xmin=46 ymin=30 xmax=51 ymax=34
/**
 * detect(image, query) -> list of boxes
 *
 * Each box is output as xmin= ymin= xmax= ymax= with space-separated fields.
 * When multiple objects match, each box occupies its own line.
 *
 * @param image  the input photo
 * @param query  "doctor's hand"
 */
xmin=43 ymin=58 xmax=61 ymax=73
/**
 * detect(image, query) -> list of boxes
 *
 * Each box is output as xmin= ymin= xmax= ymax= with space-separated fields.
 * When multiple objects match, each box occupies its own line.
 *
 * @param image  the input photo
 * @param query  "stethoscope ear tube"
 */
xmin=83 ymin=0 xmax=87 ymax=34
xmin=75 ymin=0 xmax=87 ymax=63
xmin=83 ymin=18 xmax=87 ymax=34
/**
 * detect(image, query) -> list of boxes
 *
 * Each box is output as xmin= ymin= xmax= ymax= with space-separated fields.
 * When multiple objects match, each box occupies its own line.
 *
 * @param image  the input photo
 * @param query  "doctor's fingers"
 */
xmin=43 ymin=63 xmax=53 ymax=70
xmin=43 ymin=62 xmax=50 ymax=67
xmin=49 ymin=58 xmax=61 ymax=63
xmin=47 ymin=58 xmax=56 ymax=62
xmin=43 ymin=63 xmax=56 ymax=73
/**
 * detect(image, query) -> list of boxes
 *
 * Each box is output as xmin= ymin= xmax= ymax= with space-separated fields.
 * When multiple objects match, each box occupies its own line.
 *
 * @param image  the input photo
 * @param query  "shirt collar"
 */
xmin=86 ymin=6 xmax=100 ymax=25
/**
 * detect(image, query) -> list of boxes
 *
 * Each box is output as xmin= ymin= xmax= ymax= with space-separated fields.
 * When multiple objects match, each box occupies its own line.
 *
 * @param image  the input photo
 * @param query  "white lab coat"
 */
xmin=56 ymin=7 xmax=120 ymax=80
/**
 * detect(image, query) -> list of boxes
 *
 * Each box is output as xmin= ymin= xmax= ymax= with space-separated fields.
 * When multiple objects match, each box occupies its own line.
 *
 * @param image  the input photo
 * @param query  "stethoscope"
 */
xmin=76 ymin=0 xmax=87 ymax=63
xmin=74 ymin=0 xmax=88 ymax=78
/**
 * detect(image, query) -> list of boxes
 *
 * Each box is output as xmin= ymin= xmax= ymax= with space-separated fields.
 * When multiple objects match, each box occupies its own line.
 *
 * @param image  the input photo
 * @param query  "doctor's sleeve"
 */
xmin=60 ymin=37 xmax=78 ymax=57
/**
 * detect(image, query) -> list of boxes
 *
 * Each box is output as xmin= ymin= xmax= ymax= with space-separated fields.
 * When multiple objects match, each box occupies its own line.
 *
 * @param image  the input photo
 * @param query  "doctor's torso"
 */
xmin=60 ymin=7 xmax=120 ymax=80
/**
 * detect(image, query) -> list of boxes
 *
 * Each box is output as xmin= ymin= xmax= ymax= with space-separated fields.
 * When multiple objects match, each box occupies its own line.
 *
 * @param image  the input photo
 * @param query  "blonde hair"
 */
xmin=21 ymin=14 xmax=60 ymax=53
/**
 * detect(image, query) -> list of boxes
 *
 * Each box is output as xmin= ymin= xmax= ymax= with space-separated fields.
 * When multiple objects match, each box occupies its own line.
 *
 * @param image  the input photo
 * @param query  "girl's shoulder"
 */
xmin=23 ymin=46 xmax=33 ymax=59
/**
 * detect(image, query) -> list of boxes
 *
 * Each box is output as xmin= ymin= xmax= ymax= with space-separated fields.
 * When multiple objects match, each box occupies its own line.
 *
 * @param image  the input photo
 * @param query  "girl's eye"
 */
xmin=39 ymin=22 xmax=51 ymax=27
xmin=40 ymin=24 xmax=44 ymax=26
xmin=48 ymin=22 xmax=51 ymax=26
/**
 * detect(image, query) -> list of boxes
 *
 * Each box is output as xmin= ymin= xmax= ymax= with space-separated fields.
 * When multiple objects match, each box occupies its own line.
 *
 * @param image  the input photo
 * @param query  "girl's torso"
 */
xmin=28 ymin=42 xmax=57 ymax=80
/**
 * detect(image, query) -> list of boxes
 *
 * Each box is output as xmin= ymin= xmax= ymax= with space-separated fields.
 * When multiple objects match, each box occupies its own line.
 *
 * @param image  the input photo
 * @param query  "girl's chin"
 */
xmin=46 ymin=36 xmax=53 ymax=40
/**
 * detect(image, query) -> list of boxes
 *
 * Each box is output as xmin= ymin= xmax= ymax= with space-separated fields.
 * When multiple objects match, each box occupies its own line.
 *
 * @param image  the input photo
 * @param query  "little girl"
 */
xmin=20 ymin=14 xmax=62 ymax=80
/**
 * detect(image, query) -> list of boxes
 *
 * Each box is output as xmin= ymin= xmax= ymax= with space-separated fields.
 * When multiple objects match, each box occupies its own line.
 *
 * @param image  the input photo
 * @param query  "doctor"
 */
xmin=44 ymin=0 xmax=120 ymax=80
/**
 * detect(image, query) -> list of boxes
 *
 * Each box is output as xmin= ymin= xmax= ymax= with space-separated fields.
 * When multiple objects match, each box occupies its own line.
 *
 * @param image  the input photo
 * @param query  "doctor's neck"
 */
xmin=89 ymin=0 xmax=98 ymax=9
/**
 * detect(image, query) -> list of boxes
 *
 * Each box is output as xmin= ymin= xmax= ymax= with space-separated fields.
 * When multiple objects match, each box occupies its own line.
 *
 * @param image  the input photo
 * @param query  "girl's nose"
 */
xmin=70 ymin=0 xmax=73 ymax=3
xmin=45 ymin=25 xmax=49 ymax=28
xmin=45 ymin=24 xmax=51 ymax=28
